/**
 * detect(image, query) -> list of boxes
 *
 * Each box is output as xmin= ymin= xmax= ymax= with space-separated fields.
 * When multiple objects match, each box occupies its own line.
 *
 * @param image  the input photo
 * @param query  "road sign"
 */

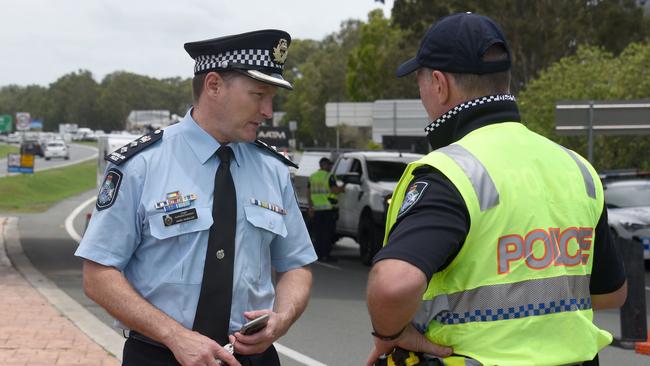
xmin=0 ymin=115 xmax=12 ymax=133
xmin=7 ymin=153 xmax=20 ymax=173
xmin=20 ymin=154 xmax=34 ymax=174
xmin=15 ymin=112 xmax=31 ymax=131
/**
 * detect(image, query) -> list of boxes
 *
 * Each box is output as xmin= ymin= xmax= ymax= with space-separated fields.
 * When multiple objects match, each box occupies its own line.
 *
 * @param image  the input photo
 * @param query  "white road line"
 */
xmin=65 ymin=196 xmax=97 ymax=243
xmin=65 ymin=196 xmax=328 ymax=366
xmin=275 ymin=343 xmax=329 ymax=366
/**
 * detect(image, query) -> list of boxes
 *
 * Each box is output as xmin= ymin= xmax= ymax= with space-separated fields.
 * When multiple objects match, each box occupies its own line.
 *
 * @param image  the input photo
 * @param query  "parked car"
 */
xmin=44 ymin=140 xmax=70 ymax=160
xmin=21 ymin=140 xmax=44 ymax=157
xmin=332 ymin=151 xmax=424 ymax=264
xmin=603 ymin=175 xmax=650 ymax=261
xmin=7 ymin=133 xmax=22 ymax=144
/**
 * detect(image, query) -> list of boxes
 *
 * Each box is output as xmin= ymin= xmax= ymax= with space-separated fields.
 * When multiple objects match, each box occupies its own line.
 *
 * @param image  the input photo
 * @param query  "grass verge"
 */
xmin=0 ymin=160 xmax=95 ymax=212
xmin=0 ymin=143 xmax=19 ymax=159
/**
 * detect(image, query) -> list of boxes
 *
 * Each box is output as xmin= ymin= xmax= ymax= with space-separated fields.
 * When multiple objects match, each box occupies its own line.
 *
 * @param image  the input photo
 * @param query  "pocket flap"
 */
xmin=149 ymin=207 xmax=213 ymax=240
xmin=244 ymin=205 xmax=287 ymax=238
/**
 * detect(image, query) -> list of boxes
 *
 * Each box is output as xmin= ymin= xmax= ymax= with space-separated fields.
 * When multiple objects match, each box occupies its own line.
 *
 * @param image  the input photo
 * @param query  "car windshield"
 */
xmin=604 ymin=180 xmax=650 ymax=208
xmin=366 ymin=161 xmax=408 ymax=182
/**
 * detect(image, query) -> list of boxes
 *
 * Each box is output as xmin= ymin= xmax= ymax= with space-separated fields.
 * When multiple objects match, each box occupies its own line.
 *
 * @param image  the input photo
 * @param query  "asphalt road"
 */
xmin=0 ymin=143 xmax=98 ymax=177
xmin=9 ymin=189 xmax=650 ymax=365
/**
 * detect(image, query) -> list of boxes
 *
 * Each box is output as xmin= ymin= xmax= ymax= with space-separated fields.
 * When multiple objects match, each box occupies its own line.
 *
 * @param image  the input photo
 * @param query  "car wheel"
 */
xmin=359 ymin=214 xmax=383 ymax=266
xmin=45 ymin=157 xmax=50 ymax=161
xmin=64 ymin=156 xmax=70 ymax=160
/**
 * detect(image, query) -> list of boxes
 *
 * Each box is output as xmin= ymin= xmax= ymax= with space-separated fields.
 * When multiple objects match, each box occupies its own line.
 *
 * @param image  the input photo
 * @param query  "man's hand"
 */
xmin=233 ymin=309 xmax=290 ymax=355
xmin=365 ymin=325 xmax=452 ymax=366
xmin=164 ymin=328 xmax=240 ymax=366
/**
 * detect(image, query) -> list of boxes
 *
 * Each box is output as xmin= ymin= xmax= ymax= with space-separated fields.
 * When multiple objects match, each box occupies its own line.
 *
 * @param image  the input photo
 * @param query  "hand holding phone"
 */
xmin=240 ymin=313 xmax=270 ymax=335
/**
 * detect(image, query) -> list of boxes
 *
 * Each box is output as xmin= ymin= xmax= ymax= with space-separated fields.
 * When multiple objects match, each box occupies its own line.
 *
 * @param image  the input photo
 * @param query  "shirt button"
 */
xmin=216 ymin=249 xmax=225 ymax=260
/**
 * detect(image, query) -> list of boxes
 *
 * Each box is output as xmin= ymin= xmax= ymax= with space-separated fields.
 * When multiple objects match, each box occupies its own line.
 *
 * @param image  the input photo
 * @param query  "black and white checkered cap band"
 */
xmin=424 ymin=94 xmax=516 ymax=134
xmin=194 ymin=49 xmax=284 ymax=74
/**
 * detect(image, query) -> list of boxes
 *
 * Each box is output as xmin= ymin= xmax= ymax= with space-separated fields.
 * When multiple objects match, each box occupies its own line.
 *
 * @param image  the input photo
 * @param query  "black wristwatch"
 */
xmin=371 ymin=326 xmax=406 ymax=341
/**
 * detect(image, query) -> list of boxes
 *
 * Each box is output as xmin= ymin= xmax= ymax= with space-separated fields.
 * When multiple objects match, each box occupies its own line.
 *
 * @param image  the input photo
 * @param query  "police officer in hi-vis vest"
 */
xmin=308 ymin=157 xmax=344 ymax=262
xmin=366 ymin=13 xmax=627 ymax=366
xmin=76 ymin=30 xmax=317 ymax=366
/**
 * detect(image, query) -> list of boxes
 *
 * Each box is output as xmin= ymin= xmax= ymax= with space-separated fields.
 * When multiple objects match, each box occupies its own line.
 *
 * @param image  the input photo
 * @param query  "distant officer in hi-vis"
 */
xmin=76 ymin=30 xmax=316 ymax=366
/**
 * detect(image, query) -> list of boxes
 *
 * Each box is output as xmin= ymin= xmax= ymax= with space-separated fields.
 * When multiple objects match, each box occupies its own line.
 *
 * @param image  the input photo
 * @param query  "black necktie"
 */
xmin=193 ymin=145 xmax=236 ymax=345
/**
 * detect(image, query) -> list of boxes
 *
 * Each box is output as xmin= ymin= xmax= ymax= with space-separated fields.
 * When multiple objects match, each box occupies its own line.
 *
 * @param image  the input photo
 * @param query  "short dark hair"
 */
xmin=446 ymin=44 xmax=511 ymax=99
xmin=191 ymin=71 xmax=240 ymax=102
xmin=319 ymin=157 xmax=332 ymax=167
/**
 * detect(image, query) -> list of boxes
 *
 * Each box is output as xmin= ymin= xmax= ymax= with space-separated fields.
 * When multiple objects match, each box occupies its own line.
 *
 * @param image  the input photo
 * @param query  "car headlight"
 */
xmin=384 ymin=193 xmax=393 ymax=207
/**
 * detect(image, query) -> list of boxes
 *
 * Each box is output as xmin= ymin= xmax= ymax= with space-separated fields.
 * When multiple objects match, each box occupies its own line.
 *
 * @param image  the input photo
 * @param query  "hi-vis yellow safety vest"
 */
xmin=385 ymin=122 xmax=611 ymax=366
xmin=309 ymin=170 xmax=335 ymax=211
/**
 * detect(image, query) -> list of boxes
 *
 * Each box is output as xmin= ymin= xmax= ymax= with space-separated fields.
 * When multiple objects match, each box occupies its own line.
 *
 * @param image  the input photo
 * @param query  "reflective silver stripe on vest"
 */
xmin=561 ymin=147 xmax=596 ymax=199
xmin=415 ymin=275 xmax=591 ymax=326
xmin=438 ymin=144 xmax=499 ymax=211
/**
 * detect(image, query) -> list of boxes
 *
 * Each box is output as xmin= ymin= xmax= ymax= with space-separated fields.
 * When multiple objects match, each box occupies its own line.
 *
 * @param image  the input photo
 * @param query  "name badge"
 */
xmin=163 ymin=208 xmax=198 ymax=226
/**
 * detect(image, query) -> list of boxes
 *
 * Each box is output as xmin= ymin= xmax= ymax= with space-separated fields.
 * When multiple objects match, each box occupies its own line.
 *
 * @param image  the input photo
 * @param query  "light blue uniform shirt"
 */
xmin=75 ymin=110 xmax=317 ymax=333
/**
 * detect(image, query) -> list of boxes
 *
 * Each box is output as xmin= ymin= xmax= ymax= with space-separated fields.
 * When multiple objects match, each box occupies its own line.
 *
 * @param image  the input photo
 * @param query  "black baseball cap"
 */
xmin=185 ymin=29 xmax=293 ymax=89
xmin=396 ymin=13 xmax=511 ymax=77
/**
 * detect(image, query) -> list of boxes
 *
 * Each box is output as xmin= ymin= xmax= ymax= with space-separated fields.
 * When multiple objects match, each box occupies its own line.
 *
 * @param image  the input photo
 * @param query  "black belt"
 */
xmin=128 ymin=330 xmax=168 ymax=349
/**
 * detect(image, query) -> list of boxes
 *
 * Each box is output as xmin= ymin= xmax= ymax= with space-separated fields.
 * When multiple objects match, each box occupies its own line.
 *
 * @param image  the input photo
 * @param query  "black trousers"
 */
xmin=122 ymin=337 xmax=281 ymax=366
xmin=312 ymin=209 xmax=338 ymax=258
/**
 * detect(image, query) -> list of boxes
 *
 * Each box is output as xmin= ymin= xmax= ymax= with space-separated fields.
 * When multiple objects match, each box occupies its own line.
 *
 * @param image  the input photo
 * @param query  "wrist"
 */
xmin=371 ymin=325 xmax=406 ymax=341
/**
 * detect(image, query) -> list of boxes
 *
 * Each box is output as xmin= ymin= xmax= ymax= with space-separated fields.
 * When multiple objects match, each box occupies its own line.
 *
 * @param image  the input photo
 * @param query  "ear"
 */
xmin=431 ymin=70 xmax=451 ymax=105
xmin=204 ymin=72 xmax=225 ymax=98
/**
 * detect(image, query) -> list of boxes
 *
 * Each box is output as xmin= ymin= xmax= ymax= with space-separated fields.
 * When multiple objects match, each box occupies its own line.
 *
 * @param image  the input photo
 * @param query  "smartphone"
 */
xmin=240 ymin=314 xmax=270 ymax=335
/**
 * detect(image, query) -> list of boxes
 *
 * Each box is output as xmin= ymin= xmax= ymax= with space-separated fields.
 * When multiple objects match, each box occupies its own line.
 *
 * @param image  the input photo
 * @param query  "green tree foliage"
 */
xmin=346 ymin=9 xmax=417 ymax=101
xmin=94 ymin=72 xmax=191 ymax=131
xmin=282 ymin=20 xmax=363 ymax=147
xmin=390 ymin=0 xmax=650 ymax=92
xmin=0 ymin=70 xmax=191 ymax=132
xmin=48 ymin=70 xmax=100 ymax=130
xmin=519 ymin=43 xmax=650 ymax=170
xmin=0 ymin=85 xmax=49 ymax=127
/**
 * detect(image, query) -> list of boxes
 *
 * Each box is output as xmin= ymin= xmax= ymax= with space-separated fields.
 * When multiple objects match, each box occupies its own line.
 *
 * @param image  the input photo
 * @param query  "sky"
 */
xmin=1 ymin=0 xmax=395 ymax=87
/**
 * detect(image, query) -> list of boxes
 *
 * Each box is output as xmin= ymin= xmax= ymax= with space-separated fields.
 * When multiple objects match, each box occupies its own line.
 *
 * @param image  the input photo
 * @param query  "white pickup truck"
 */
xmin=291 ymin=150 xmax=424 ymax=264
xmin=332 ymin=151 xmax=423 ymax=265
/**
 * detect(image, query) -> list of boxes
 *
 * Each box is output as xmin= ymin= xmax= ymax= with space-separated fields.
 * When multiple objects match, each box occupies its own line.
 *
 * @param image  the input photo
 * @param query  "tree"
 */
xmin=94 ymin=72 xmax=191 ymax=131
xmin=518 ymin=43 xmax=650 ymax=171
xmin=346 ymin=9 xmax=417 ymax=101
xmin=47 ymin=70 xmax=100 ymax=129
xmin=282 ymin=20 xmax=363 ymax=147
xmin=390 ymin=0 xmax=650 ymax=92
xmin=0 ymin=84 xmax=50 ymax=129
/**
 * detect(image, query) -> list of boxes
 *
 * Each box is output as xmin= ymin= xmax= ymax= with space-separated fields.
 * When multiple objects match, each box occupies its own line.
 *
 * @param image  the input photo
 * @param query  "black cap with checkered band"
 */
xmin=184 ymin=29 xmax=293 ymax=90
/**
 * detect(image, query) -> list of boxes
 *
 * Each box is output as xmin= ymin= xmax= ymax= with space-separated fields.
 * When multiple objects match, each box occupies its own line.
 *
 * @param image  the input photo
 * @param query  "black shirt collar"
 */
xmin=425 ymin=94 xmax=520 ymax=150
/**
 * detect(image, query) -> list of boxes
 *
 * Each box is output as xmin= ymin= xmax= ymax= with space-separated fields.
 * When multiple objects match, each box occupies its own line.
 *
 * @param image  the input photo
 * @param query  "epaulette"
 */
xmin=253 ymin=139 xmax=299 ymax=169
xmin=105 ymin=129 xmax=164 ymax=166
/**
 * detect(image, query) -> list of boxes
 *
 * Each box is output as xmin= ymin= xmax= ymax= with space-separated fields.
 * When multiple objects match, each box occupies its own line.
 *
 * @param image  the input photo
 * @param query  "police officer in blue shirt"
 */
xmin=76 ymin=29 xmax=317 ymax=366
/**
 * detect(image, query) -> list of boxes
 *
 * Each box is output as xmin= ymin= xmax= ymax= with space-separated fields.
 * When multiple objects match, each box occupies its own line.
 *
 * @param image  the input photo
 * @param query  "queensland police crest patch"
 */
xmin=96 ymin=168 xmax=123 ymax=211
xmin=398 ymin=181 xmax=429 ymax=217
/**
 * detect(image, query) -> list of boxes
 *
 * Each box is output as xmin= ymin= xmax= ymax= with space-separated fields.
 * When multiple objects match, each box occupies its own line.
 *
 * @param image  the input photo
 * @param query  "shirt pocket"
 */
xmin=243 ymin=204 xmax=287 ymax=238
xmin=242 ymin=204 xmax=287 ymax=284
xmin=147 ymin=206 xmax=213 ymax=285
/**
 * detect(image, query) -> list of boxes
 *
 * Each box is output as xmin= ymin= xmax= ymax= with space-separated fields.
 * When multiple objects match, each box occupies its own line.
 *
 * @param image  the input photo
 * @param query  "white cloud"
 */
xmin=0 ymin=0 xmax=394 ymax=86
